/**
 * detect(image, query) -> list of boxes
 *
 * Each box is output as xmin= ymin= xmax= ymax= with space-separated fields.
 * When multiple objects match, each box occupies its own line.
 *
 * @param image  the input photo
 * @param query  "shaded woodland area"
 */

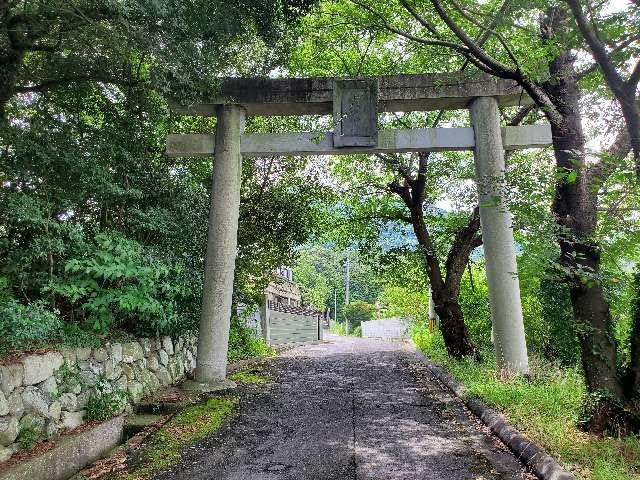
xmin=1 ymin=1 xmax=639 ymax=478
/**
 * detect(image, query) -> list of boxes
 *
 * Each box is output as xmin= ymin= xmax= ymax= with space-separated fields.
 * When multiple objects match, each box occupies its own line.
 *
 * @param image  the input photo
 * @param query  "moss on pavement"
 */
xmin=114 ymin=396 xmax=238 ymax=480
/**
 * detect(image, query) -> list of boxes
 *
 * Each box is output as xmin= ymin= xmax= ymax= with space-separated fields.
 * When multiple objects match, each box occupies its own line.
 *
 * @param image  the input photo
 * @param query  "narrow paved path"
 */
xmin=158 ymin=334 xmax=533 ymax=480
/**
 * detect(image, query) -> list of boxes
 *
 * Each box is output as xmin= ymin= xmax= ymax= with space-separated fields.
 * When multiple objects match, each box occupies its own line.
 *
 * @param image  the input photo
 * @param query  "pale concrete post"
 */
xmin=260 ymin=294 xmax=271 ymax=344
xmin=469 ymin=97 xmax=529 ymax=374
xmin=189 ymin=104 xmax=246 ymax=391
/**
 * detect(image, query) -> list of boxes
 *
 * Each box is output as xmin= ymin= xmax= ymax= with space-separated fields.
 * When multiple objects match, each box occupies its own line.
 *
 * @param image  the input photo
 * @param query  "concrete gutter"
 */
xmin=415 ymin=351 xmax=575 ymax=480
xmin=0 ymin=416 xmax=124 ymax=480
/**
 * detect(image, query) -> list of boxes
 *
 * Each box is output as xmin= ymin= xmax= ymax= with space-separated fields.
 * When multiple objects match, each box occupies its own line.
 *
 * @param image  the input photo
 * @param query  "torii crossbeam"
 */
xmin=168 ymin=73 xmax=552 ymax=391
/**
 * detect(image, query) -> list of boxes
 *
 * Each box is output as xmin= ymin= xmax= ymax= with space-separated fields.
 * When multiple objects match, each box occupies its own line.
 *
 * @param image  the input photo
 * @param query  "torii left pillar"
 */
xmin=186 ymin=104 xmax=245 ymax=392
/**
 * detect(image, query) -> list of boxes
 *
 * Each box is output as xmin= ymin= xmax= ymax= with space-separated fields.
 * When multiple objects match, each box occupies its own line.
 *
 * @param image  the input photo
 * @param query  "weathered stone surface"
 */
xmin=109 ymin=343 xmax=123 ymax=363
xmin=76 ymin=391 xmax=91 ymax=410
xmin=59 ymin=393 xmax=77 ymax=412
xmin=172 ymin=73 xmax=529 ymax=117
xmin=49 ymin=401 xmax=62 ymax=421
xmin=168 ymin=356 xmax=185 ymax=382
xmin=105 ymin=359 xmax=122 ymax=381
xmin=92 ymin=347 xmax=108 ymax=363
xmin=158 ymin=349 xmax=169 ymax=367
xmin=38 ymin=376 xmax=58 ymax=401
xmin=7 ymin=389 xmax=24 ymax=417
xmin=139 ymin=338 xmax=152 ymax=355
xmin=0 ymin=364 xmax=23 ymax=396
xmin=0 ymin=334 xmax=196 ymax=459
xmin=114 ymin=376 xmax=128 ymax=392
xmin=140 ymin=370 xmax=159 ymax=395
xmin=79 ymin=359 xmax=104 ymax=375
xmin=127 ymin=382 xmax=144 ymax=403
xmin=45 ymin=419 xmax=63 ymax=439
xmin=0 ymin=391 xmax=9 ymax=416
xmin=0 ymin=445 xmax=12 ymax=462
xmin=75 ymin=348 xmax=92 ymax=362
xmin=146 ymin=354 xmax=160 ymax=372
xmin=162 ymin=336 xmax=174 ymax=355
xmin=22 ymin=386 xmax=50 ymax=417
xmin=22 ymin=353 xmax=63 ymax=386
xmin=156 ymin=367 xmax=171 ymax=387
xmin=122 ymin=342 xmax=144 ymax=363
xmin=0 ymin=416 xmax=124 ymax=480
xmin=121 ymin=364 xmax=134 ymax=380
xmin=60 ymin=349 xmax=77 ymax=365
xmin=78 ymin=370 xmax=97 ymax=386
xmin=61 ymin=410 xmax=84 ymax=430
xmin=19 ymin=414 xmax=45 ymax=435
xmin=0 ymin=416 xmax=18 ymax=446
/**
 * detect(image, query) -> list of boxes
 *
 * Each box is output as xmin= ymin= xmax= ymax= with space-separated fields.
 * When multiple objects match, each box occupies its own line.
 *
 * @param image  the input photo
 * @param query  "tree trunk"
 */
xmin=542 ymin=9 xmax=630 ymax=431
xmin=409 ymin=203 xmax=477 ymax=359
xmin=625 ymin=273 xmax=640 ymax=400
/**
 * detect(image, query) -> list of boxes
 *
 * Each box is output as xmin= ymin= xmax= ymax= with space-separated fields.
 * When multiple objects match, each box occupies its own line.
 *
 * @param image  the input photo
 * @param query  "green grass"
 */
xmin=330 ymin=322 xmax=361 ymax=337
xmin=228 ymin=370 xmax=271 ymax=384
xmin=115 ymin=396 xmax=238 ymax=480
xmin=412 ymin=326 xmax=640 ymax=480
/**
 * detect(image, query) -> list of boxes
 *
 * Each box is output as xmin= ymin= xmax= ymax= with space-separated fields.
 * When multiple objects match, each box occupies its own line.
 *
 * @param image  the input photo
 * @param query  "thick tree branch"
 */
xmin=428 ymin=0 xmax=518 ymax=79
xmin=565 ymin=0 xmax=627 ymax=96
xmin=14 ymin=75 xmax=143 ymax=94
xmin=444 ymin=206 xmax=481 ymax=295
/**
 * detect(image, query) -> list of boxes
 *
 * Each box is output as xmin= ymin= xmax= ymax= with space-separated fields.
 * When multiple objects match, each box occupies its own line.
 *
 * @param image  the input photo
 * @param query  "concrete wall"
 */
xmin=361 ymin=318 xmax=410 ymax=339
xmin=268 ymin=311 xmax=320 ymax=345
xmin=0 ymin=334 xmax=197 ymax=462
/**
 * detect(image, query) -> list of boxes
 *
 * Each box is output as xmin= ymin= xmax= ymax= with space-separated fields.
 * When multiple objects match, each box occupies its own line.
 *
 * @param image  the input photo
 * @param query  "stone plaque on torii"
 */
xmin=168 ymin=72 xmax=552 ymax=392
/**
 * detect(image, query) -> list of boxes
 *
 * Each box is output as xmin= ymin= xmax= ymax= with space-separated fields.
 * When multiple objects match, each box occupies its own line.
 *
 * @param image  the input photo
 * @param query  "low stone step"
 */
xmin=135 ymin=400 xmax=189 ymax=415
xmin=123 ymin=414 xmax=166 ymax=440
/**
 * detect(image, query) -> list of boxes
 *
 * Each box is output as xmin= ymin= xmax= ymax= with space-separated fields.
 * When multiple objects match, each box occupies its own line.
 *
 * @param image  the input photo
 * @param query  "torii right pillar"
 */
xmin=470 ymin=96 xmax=529 ymax=374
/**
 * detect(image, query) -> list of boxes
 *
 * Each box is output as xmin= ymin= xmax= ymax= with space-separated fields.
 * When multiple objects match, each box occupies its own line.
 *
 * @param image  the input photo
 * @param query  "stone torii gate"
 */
xmin=167 ymin=73 xmax=552 ymax=391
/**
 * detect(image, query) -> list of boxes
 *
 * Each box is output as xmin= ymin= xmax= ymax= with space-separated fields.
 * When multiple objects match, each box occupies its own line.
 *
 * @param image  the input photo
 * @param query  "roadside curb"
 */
xmin=414 ymin=350 xmax=575 ymax=480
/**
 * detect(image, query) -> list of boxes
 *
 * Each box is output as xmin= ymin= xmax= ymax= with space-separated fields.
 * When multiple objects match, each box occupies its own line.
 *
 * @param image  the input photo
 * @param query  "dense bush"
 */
xmin=376 ymin=286 xmax=428 ymax=322
xmin=49 ymin=232 xmax=188 ymax=335
xmin=343 ymin=300 xmax=376 ymax=328
xmin=0 ymin=299 xmax=63 ymax=352
xmin=456 ymin=263 xmax=580 ymax=365
xmin=227 ymin=315 xmax=274 ymax=361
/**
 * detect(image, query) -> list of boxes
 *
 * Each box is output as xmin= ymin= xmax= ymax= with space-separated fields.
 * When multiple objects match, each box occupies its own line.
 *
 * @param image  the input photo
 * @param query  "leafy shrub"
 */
xmin=376 ymin=286 xmax=429 ymax=323
xmin=343 ymin=300 xmax=376 ymax=328
xmin=84 ymin=376 xmax=129 ymax=421
xmin=330 ymin=320 xmax=361 ymax=337
xmin=0 ymin=299 xmax=63 ymax=351
xmin=410 ymin=320 xmax=446 ymax=353
xmin=227 ymin=316 xmax=274 ymax=361
xmin=330 ymin=321 xmax=347 ymax=335
xmin=17 ymin=419 xmax=42 ymax=450
xmin=49 ymin=232 xmax=187 ymax=335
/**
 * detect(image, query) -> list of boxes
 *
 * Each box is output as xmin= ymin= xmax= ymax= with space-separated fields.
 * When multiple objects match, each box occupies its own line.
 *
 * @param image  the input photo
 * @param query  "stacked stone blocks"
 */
xmin=0 ymin=334 xmax=197 ymax=462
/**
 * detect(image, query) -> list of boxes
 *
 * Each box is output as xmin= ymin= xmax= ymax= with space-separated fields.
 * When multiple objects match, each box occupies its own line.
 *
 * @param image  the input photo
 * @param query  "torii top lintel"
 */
xmin=173 ymin=72 xmax=530 ymax=117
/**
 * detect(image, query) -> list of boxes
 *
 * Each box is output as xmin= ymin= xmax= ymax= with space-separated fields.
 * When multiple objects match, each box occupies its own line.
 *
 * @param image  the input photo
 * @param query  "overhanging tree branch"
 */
xmin=14 ymin=75 xmax=143 ymax=94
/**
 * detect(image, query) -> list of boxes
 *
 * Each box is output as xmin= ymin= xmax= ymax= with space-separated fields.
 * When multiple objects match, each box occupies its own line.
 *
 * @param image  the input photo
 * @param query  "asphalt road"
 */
xmin=156 ymin=334 xmax=534 ymax=480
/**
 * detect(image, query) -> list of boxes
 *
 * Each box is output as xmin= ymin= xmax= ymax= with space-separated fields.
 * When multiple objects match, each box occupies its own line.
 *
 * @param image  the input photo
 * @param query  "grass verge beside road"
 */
xmin=412 ymin=325 xmax=640 ymax=480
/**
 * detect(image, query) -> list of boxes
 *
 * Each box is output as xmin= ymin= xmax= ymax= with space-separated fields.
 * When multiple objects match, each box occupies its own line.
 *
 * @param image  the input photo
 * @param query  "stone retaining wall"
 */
xmin=0 ymin=334 xmax=197 ymax=462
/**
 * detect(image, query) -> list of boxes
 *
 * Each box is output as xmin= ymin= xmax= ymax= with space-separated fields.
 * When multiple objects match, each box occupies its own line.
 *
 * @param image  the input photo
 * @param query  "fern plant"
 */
xmin=48 ymin=232 xmax=186 ymax=334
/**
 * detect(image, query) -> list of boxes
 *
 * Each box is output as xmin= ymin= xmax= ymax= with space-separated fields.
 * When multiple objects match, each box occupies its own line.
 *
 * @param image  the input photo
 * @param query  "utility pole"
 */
xmin=345 ymin=255 xmax=350 ymax=335
xmin=334 ymin=289 xmax=337 ymax=325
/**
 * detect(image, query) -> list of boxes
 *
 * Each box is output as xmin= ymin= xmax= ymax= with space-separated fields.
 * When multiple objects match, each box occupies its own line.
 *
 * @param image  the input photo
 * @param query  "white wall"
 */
xmin=361 ymin=317 xmax=410 ymax=339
